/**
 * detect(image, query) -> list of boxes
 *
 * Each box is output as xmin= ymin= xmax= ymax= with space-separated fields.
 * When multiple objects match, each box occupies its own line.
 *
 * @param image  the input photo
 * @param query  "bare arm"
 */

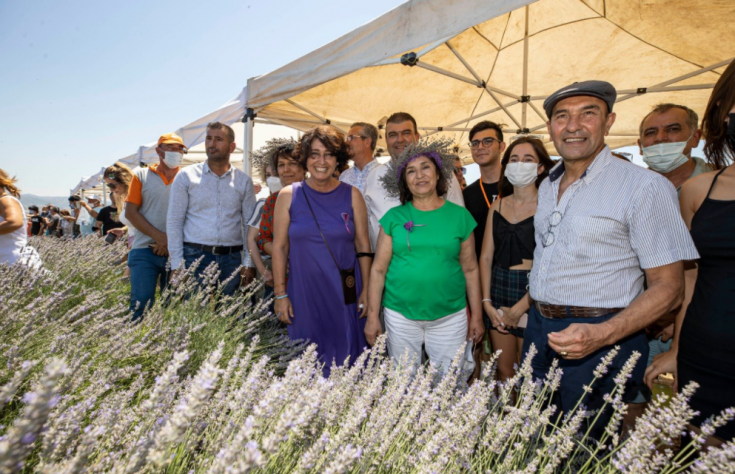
xmin=479 ymin=199 xmax=506 ymax=331
xmin=272 ymin=186 xmax=293 ymax=324
xmin=0 ymin=196 xmax=23 ymax=235
xmin=459 ymin=234 xmax=484 ymax=343
xmin=365 ymin=228 xmax=392 ymax=346
xmin=80 ymin=201 xmax=99 ymax=219
xmin=548 ymin=261 xmax=684 ymax=359
xmin=247 ymin=225 xmax=269 ymax=277
xmin=352 ymin=188 xmax=372 ymax=318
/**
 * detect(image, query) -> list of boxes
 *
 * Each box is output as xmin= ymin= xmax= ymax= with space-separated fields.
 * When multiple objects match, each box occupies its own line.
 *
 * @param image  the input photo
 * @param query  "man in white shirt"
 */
xmin=339 ymin=122 xmax=379 ymax=194
xmin=167 ymin=122 xmax=257 ymax=296
xmin=363 ymin=112 xmax=465 ymax=250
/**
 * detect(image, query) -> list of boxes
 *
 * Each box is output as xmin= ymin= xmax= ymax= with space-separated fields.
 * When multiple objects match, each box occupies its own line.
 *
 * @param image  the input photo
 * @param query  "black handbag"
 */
xmin=302 ymin=185 xmax=357 ymax=305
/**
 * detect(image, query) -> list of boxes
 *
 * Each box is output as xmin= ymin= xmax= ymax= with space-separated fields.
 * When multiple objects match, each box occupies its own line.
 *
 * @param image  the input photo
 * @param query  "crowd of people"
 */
xmin=1 ymin=60 xmax=733 ymax=445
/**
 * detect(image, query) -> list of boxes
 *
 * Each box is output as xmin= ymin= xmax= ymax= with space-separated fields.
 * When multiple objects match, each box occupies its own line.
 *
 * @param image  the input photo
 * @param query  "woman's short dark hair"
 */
xmin=270 ymin=143 xmax=304 ymax=178
xmin=498 ymin=137 xmax=555 ymax=197
xmin=702 ymin=59 xmax=735 ymax=169
xmin=397 ymin=155 xmax=448 ymax=204
xmin=299 ymin=125 xmax=350 ymax=171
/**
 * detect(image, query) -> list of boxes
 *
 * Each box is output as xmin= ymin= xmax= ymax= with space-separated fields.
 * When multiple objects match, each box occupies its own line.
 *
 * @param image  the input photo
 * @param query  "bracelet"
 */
xmin=356 ymin=252 xmax=375 ymax=259
xmin=482 ymin=299 xmax=492 ymax=303
xmin=275 ymin=294 xmax=289 ymax=300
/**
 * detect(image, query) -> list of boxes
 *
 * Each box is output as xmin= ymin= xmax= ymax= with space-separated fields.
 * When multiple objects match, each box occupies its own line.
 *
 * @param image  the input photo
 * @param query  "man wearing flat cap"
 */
xmin=124 ymin=132 xmax=185 ymax=321
xmin=523 ymin=80 xmax=699 ymax=437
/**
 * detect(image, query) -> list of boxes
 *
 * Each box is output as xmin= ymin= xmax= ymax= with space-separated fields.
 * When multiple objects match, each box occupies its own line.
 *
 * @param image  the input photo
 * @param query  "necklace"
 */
xmin=511 ymin=195 xmax=537 ymax=224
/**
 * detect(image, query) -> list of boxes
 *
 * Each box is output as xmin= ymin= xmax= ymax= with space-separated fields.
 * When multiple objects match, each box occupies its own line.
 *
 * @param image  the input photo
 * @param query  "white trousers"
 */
xmin=384 ymin=307 xmax=472 ymax=375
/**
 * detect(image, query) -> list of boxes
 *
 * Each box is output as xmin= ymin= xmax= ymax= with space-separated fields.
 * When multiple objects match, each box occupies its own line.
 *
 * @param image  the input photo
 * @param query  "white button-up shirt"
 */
xmin=339 ymin=159 xmax=379 ymax=194
xmin=167 ymin=161 xmax=257 ymax=270
xmin=363 ymin=162 xmax=465 ymax=251
xmin=530 ymin=146 xmax=699 ymax=308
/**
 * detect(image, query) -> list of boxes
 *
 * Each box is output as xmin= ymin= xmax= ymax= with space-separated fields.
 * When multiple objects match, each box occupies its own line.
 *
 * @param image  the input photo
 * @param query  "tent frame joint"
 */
xmin=242 ymin=108 xmax=257 ymax=122
xmin=520 ymin=95 xmax=530 ymax=103
xmin=636 ymin=88 xmax=647 ymax=95
xmin=401 ymin=52 xmax=419 ymax=67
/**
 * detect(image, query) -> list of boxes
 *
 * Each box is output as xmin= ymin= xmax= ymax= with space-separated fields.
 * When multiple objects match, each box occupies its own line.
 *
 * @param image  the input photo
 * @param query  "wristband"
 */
xmin=275 ymin=294 xmax=289 ymax=300
xmin=482 ymin=299 xmax=492 ymax=303
xmin=356 ymin=252 xmax=375 ymax=259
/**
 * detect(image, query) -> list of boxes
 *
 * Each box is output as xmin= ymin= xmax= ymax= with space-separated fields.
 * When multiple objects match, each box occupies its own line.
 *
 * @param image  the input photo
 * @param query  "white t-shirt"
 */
xmin=363 ymin=163 xmax=465 ymax=251
xmin=0 ymin=195 xmax=28 ymax=265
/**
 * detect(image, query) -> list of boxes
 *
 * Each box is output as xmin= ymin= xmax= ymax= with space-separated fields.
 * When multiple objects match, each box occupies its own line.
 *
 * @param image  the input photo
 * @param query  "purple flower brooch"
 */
xmin=403 ymin=220 xmax=425 ymax=251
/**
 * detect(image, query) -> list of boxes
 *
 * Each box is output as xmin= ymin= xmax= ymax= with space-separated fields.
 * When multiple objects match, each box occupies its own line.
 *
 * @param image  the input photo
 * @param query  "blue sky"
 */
xmin=0 ymin=0 xmax=401 ymax=195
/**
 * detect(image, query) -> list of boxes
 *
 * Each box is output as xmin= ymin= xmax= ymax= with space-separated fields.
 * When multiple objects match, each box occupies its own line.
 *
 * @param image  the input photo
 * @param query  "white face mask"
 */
xmin=163 ymin=151 xmax=183 ymax=168
xmin=266 ymin=176 xmax=283 ymax=194
xmin=641 ymin=136 xmax=692 ymax=173
xmin=505 ymin=162 xmax=539 ymax=188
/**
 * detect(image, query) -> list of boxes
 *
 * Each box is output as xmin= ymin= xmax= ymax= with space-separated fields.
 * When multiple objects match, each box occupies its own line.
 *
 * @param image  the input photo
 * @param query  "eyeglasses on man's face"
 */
xmin=469 ymin=137 xmax=498 ymax=149
xmin=454 ymin=166 xmax=467 ymax=176
xmin=346 ymin=135 xmax=367 ymax=142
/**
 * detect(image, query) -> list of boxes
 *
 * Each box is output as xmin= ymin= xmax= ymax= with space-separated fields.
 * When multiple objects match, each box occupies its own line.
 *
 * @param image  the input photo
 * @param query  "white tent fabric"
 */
xmin=242 ymin=0 xmax=733 ymax=160
xmin=73 ymin=0 xmax=734 ymax=192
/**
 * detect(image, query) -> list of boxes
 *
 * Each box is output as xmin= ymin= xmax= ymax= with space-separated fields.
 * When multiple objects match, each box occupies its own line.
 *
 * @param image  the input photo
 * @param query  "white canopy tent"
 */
xmin=72 ymin=0 xmax=734 ymax=193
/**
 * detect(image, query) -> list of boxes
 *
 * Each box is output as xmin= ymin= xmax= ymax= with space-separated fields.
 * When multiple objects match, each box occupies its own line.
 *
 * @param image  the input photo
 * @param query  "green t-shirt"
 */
xmin=380 ymin=200 xmax=476 ymax=321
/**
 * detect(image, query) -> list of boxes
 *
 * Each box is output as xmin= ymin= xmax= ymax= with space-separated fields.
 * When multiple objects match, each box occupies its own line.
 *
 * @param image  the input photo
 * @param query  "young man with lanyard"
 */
xmin=462 ymin=121 xmax=505 ymax=268
xmin=124 ymin=133 xmax=184 ymax=321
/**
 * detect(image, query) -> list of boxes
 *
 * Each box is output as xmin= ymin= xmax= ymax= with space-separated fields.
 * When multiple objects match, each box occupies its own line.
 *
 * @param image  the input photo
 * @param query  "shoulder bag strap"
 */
xmin=301 ymin=184 xmax=342 ymax=271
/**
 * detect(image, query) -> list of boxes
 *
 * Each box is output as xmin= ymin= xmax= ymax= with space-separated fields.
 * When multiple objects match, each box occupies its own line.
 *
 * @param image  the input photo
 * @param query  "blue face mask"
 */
xmin=642 ymin=131 xmax=695 ymax=174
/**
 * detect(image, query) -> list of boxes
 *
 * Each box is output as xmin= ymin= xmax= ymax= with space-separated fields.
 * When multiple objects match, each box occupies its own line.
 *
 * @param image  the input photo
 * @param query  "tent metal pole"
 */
xmin=102 ymin=182 xmax=107 ymax=206
xmin=444 ymin=39 xmax=524 ymax=129
xmin=284 ymin=99 xmax=347 ymax=132
xmin=616 ymin=58 xmax=733 ymax=103
xmin=415 ymin=62 xmax=482 ymax=87
xmin=371 ymin=35 xmax=454 ymax=67
xmin=444 ymin=41 xmax=520 ymax=100
xmin=242 ymin=113 xmax=254 ymax=176
xmin=521 ymin=5 xmax=529 ymax=129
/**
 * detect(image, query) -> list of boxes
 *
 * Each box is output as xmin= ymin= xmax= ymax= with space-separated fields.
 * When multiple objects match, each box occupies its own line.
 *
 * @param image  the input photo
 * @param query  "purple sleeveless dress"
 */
xmin=288 ymin=181 xmax=367 ymax=376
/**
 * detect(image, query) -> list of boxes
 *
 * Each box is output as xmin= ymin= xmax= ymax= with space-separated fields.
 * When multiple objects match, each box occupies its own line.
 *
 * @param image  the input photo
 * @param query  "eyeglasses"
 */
xmin=107 ymin=182 xmax=118 ymax=190
xmin=455 ymin=166 xmax=467 ymax=176
xmin=469 ymin=137 xmax=498 ymax=149
xmin=346 ymin=135 xmax=367 ymax=142
xmin=542 ymin=211 xmax=563 ymax=247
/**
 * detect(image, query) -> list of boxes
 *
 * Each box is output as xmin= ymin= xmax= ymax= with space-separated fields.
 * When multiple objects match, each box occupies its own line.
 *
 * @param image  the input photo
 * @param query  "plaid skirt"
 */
xmin=487 ymin=265 xmax=530 ymax=337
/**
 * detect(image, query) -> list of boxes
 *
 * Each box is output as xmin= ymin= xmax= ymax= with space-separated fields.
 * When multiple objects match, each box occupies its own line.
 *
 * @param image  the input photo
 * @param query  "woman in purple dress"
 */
xmin=272 ymin=126 xmax=372 ymax=376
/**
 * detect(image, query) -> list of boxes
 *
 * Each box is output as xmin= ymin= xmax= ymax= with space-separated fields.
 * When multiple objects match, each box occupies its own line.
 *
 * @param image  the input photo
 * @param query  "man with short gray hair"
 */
xmin=340 ymin=122 xmax=379 ymax=194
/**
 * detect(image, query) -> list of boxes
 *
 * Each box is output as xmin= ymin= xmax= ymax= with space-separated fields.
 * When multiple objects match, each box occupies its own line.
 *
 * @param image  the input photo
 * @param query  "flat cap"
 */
xmin=543 ymin=80 xmax=617 ymax=118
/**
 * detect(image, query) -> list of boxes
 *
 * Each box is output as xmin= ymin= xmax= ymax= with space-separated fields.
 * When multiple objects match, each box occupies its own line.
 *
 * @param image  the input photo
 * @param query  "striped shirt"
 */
xmin=339 ymin=159 xmax=379 ymax=194
xmin=530 ymin=146 xmax=699 ymax=308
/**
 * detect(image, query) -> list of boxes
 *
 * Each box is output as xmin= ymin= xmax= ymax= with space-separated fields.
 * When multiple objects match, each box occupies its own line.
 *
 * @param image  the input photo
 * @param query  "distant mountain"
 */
xmin=20 ymin=194 xmax=71 ymax=211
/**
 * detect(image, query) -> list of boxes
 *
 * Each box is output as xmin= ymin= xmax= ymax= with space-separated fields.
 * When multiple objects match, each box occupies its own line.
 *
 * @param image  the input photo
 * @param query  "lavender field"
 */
xmin=0 ymin=237 xmax=732 ymax=473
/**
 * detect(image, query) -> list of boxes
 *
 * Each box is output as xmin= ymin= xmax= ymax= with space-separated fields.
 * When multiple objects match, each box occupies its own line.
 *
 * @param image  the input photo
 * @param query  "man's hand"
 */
xmin=547 ymin=323 xmax=610 ymax=360
xmin=242 ymin=267 xmax=256 ymax=287
xmin=644 ymin=349 xmax=678 ymax=392
xmin=169 ymin=269 xmax=182 ymax=285
xmin=657 ymin=323 xmax=675 ymax=343
xmin=262 ymin=268 xmax=274 ymax=287
xmin=467 ymin=314 xmax=485 ymax=344
xmin=150 ymin=243 xmax=169 ymax=257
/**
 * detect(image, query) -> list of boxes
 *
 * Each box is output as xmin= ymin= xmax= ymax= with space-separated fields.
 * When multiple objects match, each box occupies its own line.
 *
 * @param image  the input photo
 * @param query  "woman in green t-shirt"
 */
xmin=365 ymin=140 xmax=485 ymax=374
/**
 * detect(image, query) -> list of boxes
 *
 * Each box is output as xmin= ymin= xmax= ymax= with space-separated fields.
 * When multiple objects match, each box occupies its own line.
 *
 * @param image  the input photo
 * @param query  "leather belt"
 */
xmin=184 ymin=242 xmax=243 ymax=255
xmin=536 ymin=302 xmax=623 ymax=319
